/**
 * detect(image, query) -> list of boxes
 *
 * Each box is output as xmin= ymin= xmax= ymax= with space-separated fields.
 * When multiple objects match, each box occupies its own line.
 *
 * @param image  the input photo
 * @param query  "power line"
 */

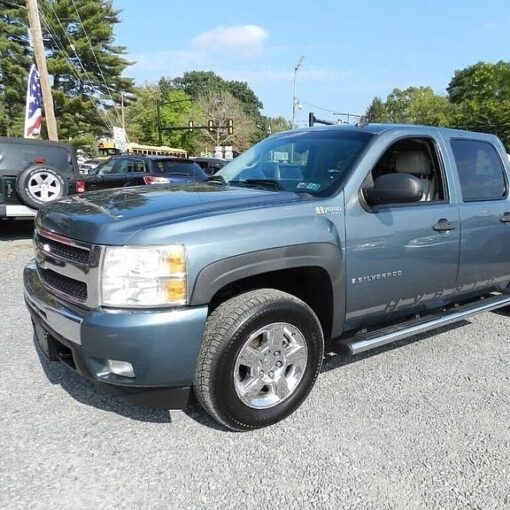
xmin=296 ymin=98 xmax=338 ymax=115
xmin=44 ymin=0 xmax=121 ymax=126
xmin=39 ymin=10 xmax=113 ymax=132
xmin=69 ymin=0 xmax=119 ymax=114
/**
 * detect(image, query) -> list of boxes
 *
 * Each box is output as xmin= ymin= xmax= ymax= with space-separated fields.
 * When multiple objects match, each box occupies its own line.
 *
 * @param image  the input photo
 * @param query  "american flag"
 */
xmin=24 ymin=64 xmax=43 ymax=138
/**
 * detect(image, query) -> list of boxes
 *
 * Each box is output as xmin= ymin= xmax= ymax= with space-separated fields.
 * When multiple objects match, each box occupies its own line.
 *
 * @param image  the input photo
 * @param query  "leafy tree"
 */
xmin=162 ymin=71 xmax=265 ymax=143
xmin=40 ymin=0 xmax=133 ymax=139
xmin=0 ymin=2 xmax=30 ymax=136
xmin=447 ymin=61 xmax=510 ymax=148
xmin=365 ymin=87 xmax=452 ymax=127
xmin=125 ymin=83 xmax=202 ymax=153
xmin=447 ymin=61 xmax=510 ymax=103
xmin=365 ymin=97 xmax=389 ymax=123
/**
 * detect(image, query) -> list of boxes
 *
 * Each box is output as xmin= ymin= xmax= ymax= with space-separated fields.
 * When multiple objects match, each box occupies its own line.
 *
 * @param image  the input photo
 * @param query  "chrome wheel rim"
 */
xmin=234 ymin=322 xmax=308 ymax=409
xmin=28 ymin=171 xmax=61 ymax=202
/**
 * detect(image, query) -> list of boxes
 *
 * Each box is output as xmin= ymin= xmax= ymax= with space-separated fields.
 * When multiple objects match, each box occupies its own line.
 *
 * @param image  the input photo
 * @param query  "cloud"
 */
xmin=191 ymin=24 xmax=268 ymax=57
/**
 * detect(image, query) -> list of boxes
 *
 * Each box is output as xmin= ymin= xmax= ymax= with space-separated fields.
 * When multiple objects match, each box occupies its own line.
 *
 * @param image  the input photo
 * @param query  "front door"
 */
xmin=344 ymin=135 xmax=460 ymax=330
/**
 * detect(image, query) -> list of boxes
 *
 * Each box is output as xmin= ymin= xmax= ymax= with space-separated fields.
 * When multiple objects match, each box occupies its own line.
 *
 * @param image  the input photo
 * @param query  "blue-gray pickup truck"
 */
xmin=24 ymin=124 xmax=510 ymax=431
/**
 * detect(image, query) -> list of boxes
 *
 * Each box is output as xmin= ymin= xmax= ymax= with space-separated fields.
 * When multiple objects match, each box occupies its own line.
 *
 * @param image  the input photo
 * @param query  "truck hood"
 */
xmin=36 ymin=183 xmax=302 ymax=244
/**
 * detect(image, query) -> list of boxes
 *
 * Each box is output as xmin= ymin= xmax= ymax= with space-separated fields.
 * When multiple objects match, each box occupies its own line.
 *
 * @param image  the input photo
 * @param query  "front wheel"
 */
xmin=194 ymin=289 xmax=324 ymax=431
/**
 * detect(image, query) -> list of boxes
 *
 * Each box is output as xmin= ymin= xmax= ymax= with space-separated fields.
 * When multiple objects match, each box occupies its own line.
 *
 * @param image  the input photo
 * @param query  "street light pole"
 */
xmin=292 ymin=56 xmax=304 ymax=129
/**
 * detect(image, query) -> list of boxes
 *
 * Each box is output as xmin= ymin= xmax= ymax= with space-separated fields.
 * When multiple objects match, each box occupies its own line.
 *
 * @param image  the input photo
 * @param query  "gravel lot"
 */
xmin=0 ymin=219 xmax=509 ymax=510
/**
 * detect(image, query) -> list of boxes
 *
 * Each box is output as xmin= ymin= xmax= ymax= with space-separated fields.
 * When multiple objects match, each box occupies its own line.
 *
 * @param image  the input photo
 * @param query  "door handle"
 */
xmin=433 ymin=219 xmax=456 ymax=232
xmin=500 ymin=212 xmax=510 ymax=223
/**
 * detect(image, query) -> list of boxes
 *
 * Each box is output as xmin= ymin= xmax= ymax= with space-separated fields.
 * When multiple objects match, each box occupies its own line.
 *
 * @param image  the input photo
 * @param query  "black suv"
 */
xmin=83 ymin=155 xmax=208 ymax=191
xmin=0 ymin=137 xmax=81 ymax=218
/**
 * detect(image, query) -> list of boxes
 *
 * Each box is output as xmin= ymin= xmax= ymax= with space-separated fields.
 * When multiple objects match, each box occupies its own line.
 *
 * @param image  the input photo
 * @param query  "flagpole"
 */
xmin=26 ymin=0 xmax=58 ymax=141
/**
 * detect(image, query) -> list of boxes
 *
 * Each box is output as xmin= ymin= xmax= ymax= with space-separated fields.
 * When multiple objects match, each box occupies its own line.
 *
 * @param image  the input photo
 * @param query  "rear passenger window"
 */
xmin=451 ymin=139 xmax=507 ymax=202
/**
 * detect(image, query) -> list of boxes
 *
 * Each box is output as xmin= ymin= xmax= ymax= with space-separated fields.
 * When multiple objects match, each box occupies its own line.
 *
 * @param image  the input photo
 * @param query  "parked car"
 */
xmin=78 ymin=158 xmax=102 ymax=175
xmin=191 ymin=157 xmax=228 ymax=175
xmin=82 ymin=155 xmax=208 ymax=191
xmin=0 ymin=136 xmax=81 ymax=218
xmin=24 ymin=124 xmax=510 ymax=431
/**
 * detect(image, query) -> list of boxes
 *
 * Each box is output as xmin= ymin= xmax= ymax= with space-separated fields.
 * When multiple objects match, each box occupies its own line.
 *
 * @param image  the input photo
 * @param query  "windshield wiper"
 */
xmin=229 ymin=179 xmax=282 ymax=191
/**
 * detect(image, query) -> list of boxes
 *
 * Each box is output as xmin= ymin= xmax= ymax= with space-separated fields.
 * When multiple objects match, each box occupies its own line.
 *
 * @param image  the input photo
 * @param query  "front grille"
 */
xmin=39 ymin=268 xmax=88 ymax=301
xmin=38 ymin=235 xmax=90 ymax=265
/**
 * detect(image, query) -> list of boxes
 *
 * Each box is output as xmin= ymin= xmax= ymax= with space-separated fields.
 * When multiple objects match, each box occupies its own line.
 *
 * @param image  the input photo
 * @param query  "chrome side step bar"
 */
xmin=338 ymin=294 xmax=510 ymax=356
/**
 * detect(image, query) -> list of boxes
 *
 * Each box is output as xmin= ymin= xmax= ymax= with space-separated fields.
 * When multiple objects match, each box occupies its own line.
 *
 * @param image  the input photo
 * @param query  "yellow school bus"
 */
xmin=97 ymin=140 xmax=187 ymax=158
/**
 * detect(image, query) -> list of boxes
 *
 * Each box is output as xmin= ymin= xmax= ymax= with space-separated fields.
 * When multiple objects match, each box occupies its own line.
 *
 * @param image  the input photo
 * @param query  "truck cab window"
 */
xmin=451 ymin=139 xmax=507 ymax=201
xmin=363 ymin=138 xmax=446 ymax=203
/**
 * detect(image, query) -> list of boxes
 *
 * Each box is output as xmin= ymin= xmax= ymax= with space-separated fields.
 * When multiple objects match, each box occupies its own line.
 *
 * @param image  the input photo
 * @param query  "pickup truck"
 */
xmin=23 ymin=124 xmax=510 ymax=431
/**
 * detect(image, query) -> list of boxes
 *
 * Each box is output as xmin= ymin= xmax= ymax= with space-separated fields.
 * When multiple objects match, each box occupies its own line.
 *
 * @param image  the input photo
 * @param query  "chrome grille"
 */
xmin=34 ymin=227 xmax=101 ymax=308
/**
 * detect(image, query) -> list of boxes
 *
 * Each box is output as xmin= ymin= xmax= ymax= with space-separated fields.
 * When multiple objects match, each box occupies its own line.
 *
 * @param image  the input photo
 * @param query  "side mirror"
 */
xmin=363 ymin=173 xmax=424 ymax=206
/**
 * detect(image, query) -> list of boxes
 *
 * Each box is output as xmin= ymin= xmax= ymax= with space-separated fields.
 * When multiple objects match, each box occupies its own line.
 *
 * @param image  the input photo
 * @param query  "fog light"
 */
xmin=106 ymin=359 xmax=135 ymax=378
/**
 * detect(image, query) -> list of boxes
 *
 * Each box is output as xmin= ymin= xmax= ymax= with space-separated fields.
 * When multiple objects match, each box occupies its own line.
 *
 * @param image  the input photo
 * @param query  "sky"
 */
xmin=114 ymin=0 xmax=510 ymax=125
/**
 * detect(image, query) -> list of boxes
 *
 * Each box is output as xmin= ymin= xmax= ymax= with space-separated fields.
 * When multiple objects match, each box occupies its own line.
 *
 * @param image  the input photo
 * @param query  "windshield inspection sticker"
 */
xmin=297 ymin=182 xmax=321 ymax=192
xmin=315 ymin=205 xmax=342 ymax=215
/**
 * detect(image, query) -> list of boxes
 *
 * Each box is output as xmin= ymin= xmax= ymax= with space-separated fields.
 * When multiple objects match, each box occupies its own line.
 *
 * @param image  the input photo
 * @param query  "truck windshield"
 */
xmin=217 ymin=129 xmax=373 ymax=196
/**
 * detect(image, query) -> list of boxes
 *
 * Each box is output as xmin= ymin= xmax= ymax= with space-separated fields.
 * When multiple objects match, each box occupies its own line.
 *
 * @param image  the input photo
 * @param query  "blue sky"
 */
xmin=114 ymin=0 xmax=510 ymax=125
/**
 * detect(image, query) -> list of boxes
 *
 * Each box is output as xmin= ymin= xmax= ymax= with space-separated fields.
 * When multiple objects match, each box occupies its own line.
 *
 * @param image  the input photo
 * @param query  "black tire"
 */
xmin=15 ymin=165 xmax=68 ymax=210
xmin=194 ymin=289 xmax=324 ymax=431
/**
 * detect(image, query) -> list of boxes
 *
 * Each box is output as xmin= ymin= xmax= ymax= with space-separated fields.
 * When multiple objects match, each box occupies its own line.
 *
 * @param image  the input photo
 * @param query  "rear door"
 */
xmin=444 ymin=135 xmax=510 ymax=295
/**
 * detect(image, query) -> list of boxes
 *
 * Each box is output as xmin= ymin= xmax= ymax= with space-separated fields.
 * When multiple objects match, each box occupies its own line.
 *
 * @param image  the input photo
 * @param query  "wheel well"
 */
xmin=209 ymin=267 xmax=333 ymax=339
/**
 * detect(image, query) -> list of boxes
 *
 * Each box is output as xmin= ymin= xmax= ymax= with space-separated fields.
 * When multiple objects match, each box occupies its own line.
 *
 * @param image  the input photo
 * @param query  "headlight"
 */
xmin=101 ymin=245 xmax=187 ymax=307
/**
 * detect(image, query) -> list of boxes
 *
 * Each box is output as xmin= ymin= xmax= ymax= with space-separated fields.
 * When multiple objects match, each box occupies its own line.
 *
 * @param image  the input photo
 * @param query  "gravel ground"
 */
xmin=0 ymin=220 xmax=509 ymax=510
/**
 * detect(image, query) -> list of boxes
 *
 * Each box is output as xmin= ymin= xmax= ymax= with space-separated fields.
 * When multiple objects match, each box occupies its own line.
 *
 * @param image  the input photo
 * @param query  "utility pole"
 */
xmin=26 ymin=0 xmax=58 ymax=141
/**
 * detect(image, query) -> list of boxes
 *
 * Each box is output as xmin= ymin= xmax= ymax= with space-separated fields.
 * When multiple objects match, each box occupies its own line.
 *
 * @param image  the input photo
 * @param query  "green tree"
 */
xmin=40 ymin=0 xmax=133 ymax=139
xmin=365 ymin=97 xmax=389 ymax=123
xmin=0 ymin=2 xmax=30 ymax=136
xmin=384 ymin=87 xmax=452 ymax=126
xmin=125 ymin=84 xmax=202 ymax=153
xmin=447 ymin=61 xmax=510 ymax=148
xmin=162 ymin=71 xmax=265 ymax=143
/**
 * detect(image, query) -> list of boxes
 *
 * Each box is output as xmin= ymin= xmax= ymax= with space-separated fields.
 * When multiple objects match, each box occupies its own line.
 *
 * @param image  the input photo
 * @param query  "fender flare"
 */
xmin=190 ymin=243 xmax=345 ymax=337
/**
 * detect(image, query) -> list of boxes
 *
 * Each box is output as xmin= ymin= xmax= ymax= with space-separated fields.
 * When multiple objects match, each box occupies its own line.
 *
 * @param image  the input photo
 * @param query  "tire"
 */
xmin=194 ymin=289 xmax=324 ymax=431
xmin=15 ymin=165 xmax=68 ymax=209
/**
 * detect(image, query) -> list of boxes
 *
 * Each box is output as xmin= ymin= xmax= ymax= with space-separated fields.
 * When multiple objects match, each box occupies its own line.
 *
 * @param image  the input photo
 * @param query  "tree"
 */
xmin=365 ymin=87 xmax=452 ymax=127
xmin=447 ymin=61 xmax=510 ymax=148
xmin=447 ymin=61 xmax=510 ymax=104
xmin=365 ymin=97 xmax=389 ymax=123
xmin=162 ymin=71 xmax=265 ymax=143
xmin=40 ymin=0 xmax=133 ymax=139
xmin=0 ymin=2 xmax=31 ymax=136
xmin=195 ymin=90 xmax=257 ymax=152
xmin=125 ymin=83 xmax=202 ymax=153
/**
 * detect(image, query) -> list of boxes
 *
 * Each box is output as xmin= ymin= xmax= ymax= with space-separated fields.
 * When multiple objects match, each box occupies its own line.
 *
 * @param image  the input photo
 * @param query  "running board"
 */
xmin=337 ymin=294 xmax=510 ymax=356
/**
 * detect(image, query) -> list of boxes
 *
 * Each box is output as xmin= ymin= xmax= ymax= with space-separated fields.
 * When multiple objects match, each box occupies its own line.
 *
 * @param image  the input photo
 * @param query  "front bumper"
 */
xmin=23 ymin=260 xmax=208 ymax=409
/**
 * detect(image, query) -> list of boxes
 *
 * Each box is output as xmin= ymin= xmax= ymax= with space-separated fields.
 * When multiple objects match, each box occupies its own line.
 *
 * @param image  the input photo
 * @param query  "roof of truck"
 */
xmin=291 ymin=123 xmax=500 ymax=140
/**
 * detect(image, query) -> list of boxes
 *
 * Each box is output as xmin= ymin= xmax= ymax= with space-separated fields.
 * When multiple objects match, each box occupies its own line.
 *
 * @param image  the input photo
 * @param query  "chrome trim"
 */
xmin=37 ymin=227 xmax=91 ymax=251
xmin=24 ymin=288 xmax=82 ymax=345
xmin=34 ymin=227 xmax=102 ymax=309
xmin=342 ymin=294 xmax=510 ymax=355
